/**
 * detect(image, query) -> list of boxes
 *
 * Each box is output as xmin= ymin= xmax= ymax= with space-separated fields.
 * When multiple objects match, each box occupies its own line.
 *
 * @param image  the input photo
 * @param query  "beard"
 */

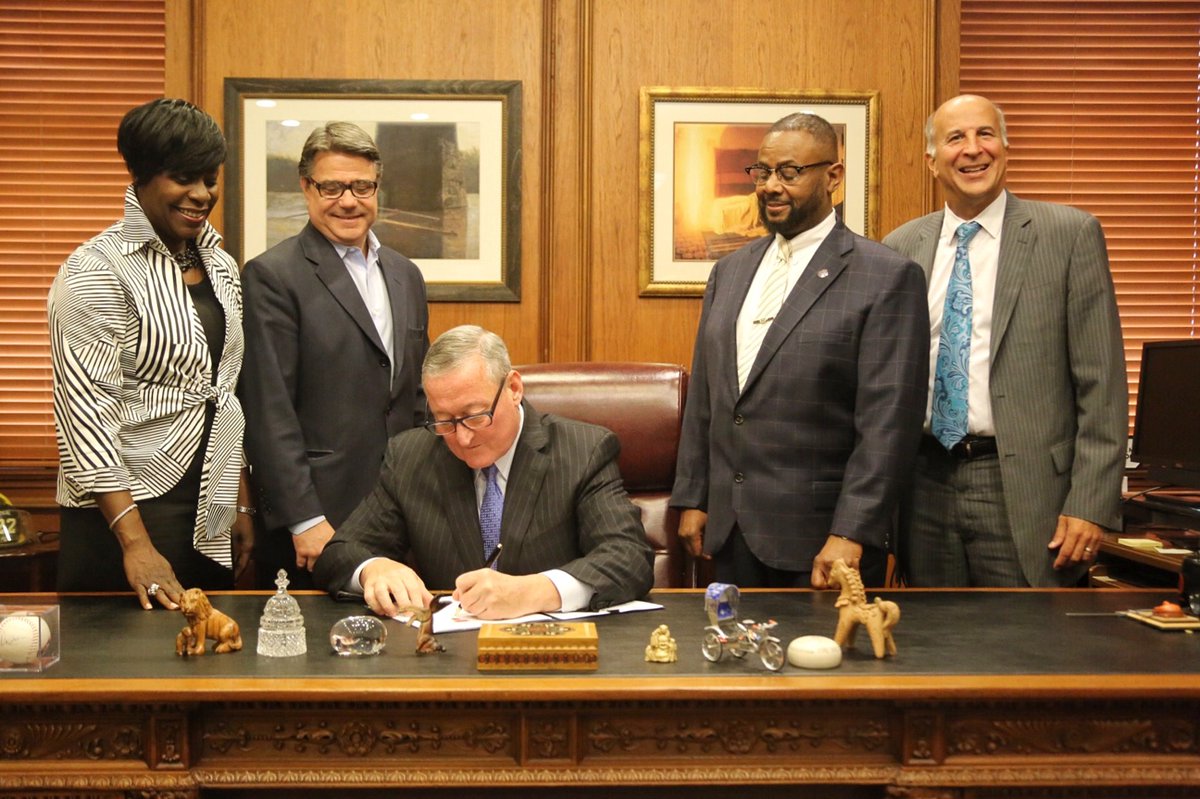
xmin=756 ymin=192 xmax=828 ymax=238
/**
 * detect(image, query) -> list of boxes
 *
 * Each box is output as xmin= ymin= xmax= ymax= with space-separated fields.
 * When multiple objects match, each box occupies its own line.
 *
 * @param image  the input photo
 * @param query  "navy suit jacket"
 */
xmin=240 ymin=222 xmax=429 ymax=533
xmin=314 ymin=402 xmax=655 ymax=609
xmin=671 ymin=222 xmax=930 ymax=571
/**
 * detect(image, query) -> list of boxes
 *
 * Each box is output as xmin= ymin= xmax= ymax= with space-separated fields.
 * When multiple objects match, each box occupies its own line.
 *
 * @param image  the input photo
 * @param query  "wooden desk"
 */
xmin=1094 ymin=492 xmax=1200 ymax=588
xmin=1094 ymin=535 xmax=1188 ymax=588
xmin=2 ymin=590 xmax=1200 ymax=799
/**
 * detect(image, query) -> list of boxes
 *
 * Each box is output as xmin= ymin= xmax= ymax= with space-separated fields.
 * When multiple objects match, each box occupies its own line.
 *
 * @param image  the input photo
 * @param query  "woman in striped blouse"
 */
xmin=48 ymin=98 xmax=254 ymax=609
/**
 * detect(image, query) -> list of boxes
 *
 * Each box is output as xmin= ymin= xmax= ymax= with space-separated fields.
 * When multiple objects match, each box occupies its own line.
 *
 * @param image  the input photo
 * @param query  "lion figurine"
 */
xmin=175 ymin=588 xmax=243 ymax=656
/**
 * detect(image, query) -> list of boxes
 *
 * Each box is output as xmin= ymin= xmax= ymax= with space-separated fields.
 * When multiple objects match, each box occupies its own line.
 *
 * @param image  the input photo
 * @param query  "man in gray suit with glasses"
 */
xmin=883 ymin=94 xmax=1127 ymax=587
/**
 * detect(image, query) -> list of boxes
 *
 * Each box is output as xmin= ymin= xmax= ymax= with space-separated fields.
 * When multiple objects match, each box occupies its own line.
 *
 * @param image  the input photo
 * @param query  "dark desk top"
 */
xmin=3 ymin=589 xmax=1199 ymax=700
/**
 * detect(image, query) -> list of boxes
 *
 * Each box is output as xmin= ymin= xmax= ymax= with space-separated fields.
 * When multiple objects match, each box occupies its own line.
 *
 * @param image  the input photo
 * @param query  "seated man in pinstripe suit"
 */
xmin=314 ymin=325 xmax=654 ymax=619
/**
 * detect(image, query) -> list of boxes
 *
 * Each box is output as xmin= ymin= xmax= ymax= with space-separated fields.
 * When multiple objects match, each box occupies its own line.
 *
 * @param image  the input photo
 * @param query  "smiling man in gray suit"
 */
xmin=314 ymin=325 xmax=654 ymax=619
xmin=240 ymin=122 xmax=429 ymax=590
xmin=883 ymin=94 xmax=1127 ymax=587
xmin=670 ymin=113 xmax=930 ymax=589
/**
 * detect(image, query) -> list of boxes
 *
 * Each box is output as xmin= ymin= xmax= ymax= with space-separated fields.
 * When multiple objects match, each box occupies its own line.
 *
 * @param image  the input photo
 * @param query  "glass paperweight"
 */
xmin=256 ymin=570 xmax=307 ymax=657
xmin=330 ymin=615 xmax=387 ymax=656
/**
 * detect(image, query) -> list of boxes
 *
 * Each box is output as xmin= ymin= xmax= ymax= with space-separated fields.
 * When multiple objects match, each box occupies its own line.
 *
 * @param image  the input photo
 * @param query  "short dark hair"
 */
xmin=117 ymin=98 xmax=227 ymax=185
xmin=767 ymin=113 xmax=840 ymax=162
xmin=297 ymin=122 xmax=382 ymax=179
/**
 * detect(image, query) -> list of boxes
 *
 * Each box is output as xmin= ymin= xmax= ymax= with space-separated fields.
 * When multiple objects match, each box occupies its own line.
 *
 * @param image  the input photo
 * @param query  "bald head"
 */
xmin=924 ymin=94 xmax=1010 ymax=219
xmin=925 ymin=94 xmax=1008 ymax=157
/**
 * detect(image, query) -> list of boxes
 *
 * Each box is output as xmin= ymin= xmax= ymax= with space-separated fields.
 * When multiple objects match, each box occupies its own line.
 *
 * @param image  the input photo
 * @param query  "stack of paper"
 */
xmin=396 ymin=599 xmax=662 ymax=634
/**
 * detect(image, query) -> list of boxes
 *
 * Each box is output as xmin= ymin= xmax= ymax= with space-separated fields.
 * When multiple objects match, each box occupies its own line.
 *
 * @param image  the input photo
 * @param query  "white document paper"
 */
xmin=423 ymin=598 xmax=663 ymax=634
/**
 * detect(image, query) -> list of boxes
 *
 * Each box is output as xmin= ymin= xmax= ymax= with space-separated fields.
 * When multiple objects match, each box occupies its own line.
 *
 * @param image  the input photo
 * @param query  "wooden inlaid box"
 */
xmin=476 ymin=620 xmax=598 ymax=671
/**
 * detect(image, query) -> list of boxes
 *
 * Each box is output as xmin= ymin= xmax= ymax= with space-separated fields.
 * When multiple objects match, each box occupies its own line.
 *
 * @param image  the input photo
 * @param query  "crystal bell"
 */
xmin=256 ymin=570 xmax=307 ymax=657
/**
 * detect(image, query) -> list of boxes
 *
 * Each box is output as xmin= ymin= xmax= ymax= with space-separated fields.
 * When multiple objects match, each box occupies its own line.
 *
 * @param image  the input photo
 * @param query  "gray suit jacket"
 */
xmin=240 ymin=222 xmax=429 ymax=533
xmin=883 ymin=192 xmax=1127 ymax=586
xmin=671 ymin=222 xmax=930 ymax=571
xmin=313 ymin=402 xmax=655 ymax=609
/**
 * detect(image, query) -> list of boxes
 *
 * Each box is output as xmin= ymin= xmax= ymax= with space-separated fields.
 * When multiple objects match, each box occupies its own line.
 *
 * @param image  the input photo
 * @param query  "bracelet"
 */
xmin=108 ymin=502 xmax=138 ymax=530
xmin=236 ymin=505 xmax=257 ymax=516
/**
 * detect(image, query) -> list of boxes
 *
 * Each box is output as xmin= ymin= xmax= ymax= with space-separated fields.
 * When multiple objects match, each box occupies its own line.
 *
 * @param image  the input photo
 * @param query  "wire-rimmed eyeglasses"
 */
xmin=744 ymin=162 xmax=833 ymax=185
xmin=423 ymin=378 xmax=507 ymax=436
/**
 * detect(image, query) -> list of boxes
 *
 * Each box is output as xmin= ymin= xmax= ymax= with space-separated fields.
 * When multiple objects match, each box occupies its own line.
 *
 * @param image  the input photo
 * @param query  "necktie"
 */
xmin=932 ymin=221 xmax=983 ymax=450
xmin=737 ymin=235 xmax=792 ymax=391
xmin=479 ymin=464 xmax=503 ymax=567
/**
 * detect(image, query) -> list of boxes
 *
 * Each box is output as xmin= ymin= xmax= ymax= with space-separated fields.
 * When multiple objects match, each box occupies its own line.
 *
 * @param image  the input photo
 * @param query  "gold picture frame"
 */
xmin=639 ymin=87 xmax=880 ymax=297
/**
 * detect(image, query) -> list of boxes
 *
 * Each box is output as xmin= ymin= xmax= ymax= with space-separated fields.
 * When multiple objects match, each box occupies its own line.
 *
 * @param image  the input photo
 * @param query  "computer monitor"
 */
xmin=1130 ymin=339 xmax=1200 ymax=491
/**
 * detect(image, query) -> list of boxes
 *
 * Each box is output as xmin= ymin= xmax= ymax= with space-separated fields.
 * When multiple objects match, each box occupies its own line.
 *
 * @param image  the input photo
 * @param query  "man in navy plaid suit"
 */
xmin=671 ymin=113 xmax=929 ymax=588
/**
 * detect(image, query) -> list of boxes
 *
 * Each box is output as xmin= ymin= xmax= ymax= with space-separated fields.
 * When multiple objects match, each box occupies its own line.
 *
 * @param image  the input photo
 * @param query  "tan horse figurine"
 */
xmin=828 ymin=558 xmax=900 ymax=658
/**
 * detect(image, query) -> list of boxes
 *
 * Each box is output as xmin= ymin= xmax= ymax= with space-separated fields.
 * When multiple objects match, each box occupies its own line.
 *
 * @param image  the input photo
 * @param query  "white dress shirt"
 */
xmin=925 ymin=192 xmax=1007 ymax=435
xmin=735 ymin=210 xmax=838 ymax=355
xmin=332 ymin=230 xmax=393 ymax=367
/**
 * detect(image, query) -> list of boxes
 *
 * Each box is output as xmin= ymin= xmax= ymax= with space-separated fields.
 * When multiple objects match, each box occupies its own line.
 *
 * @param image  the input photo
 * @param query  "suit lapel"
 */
xmin=742 ymin=224 xmax=851 ymax=395
xmin=434 ymin=443 xmax=487 ymax=568
xmin=911 ymin=213 xmax=944 ymax=281
xmin=497 ymin=403 xmax=549 ymax=568
xmin=990 ymin=193 xmax=1033 ymax=361
xmin=723 ymin=237 xmax=772 ymax=397
xmin=380 ymin=250 xmax=412 ymax=396
xmin=301 ymin=223 xmax=389 ymax=357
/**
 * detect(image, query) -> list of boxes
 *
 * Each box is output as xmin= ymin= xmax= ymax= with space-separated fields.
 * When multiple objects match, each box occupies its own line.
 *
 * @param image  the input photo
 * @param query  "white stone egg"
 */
xmin=787 ymin=635 xmax=842 ymax=669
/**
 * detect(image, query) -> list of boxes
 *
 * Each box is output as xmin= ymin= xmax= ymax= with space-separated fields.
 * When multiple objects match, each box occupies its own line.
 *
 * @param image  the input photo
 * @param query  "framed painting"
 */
xmin=638 ymin=87 xmax=879 ymax=296
xmin=225 ymin=78 xmax=522 ymax=301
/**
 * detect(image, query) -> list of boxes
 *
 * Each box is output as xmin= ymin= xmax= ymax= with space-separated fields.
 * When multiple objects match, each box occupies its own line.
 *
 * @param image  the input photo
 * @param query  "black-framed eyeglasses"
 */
xmin=423 ymin=377 xmax=508 ymax=436
xmin=744 ymin=162 xmax=833 ymax=185
xmin=306 ymin=178 xmax=379 ymax=200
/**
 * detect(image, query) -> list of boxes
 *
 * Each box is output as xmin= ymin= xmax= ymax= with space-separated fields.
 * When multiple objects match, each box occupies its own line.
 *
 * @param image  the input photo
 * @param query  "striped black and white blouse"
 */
xmin=47 ymin=186 xmax=245 ymax=566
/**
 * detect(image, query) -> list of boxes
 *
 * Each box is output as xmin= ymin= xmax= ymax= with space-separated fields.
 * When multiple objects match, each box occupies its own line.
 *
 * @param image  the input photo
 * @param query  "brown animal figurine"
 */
xmin=396 ymin=599 xmax=445 ymax=654
xmin=175 ymin=588 xmax=243 ymax=656
xmin=828 ymin=558 xmax=900 ymax=658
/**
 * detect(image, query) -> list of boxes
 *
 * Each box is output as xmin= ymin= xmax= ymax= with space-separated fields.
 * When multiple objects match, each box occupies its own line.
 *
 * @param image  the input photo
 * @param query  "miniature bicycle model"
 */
xmin=700 ymin=582 xmax=785 ymax=672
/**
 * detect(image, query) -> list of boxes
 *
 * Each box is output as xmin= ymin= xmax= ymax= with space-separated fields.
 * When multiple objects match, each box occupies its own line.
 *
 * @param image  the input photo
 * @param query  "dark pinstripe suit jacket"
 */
xmin=671 ymin=222 xmax=930 ymax=571
xmin=883 ymin=192 xmax=1127 ymax=586
xmin=313 ymin=402 xmax=654 ymax=609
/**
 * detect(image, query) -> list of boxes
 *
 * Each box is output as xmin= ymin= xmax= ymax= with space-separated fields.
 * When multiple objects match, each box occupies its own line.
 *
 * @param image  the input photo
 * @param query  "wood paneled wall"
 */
xmin=173 ymin=0 xmax=957 ymax=367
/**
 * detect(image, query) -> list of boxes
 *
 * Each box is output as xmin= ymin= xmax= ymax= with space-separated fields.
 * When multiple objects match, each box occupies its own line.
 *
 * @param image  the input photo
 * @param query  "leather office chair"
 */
xmin=515 ymin=362 xmax=691 ymax=587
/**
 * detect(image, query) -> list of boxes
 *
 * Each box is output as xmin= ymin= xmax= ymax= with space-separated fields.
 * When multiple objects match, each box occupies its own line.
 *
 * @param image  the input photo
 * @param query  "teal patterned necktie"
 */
xmin=932 ymin=221 xmax=983 ymax=450
xmin=479 ymin=465 xmax=503 ymax=566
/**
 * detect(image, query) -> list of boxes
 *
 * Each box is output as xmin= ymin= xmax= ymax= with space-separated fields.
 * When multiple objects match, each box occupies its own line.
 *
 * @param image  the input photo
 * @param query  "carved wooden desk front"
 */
xmin=2 ymin=589 xmax=1199 ymax=799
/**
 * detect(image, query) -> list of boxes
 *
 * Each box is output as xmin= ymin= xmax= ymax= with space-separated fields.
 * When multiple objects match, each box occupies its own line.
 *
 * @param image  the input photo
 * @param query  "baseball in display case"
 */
xmin=0 ymin=604 xmax=59 ymax=672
